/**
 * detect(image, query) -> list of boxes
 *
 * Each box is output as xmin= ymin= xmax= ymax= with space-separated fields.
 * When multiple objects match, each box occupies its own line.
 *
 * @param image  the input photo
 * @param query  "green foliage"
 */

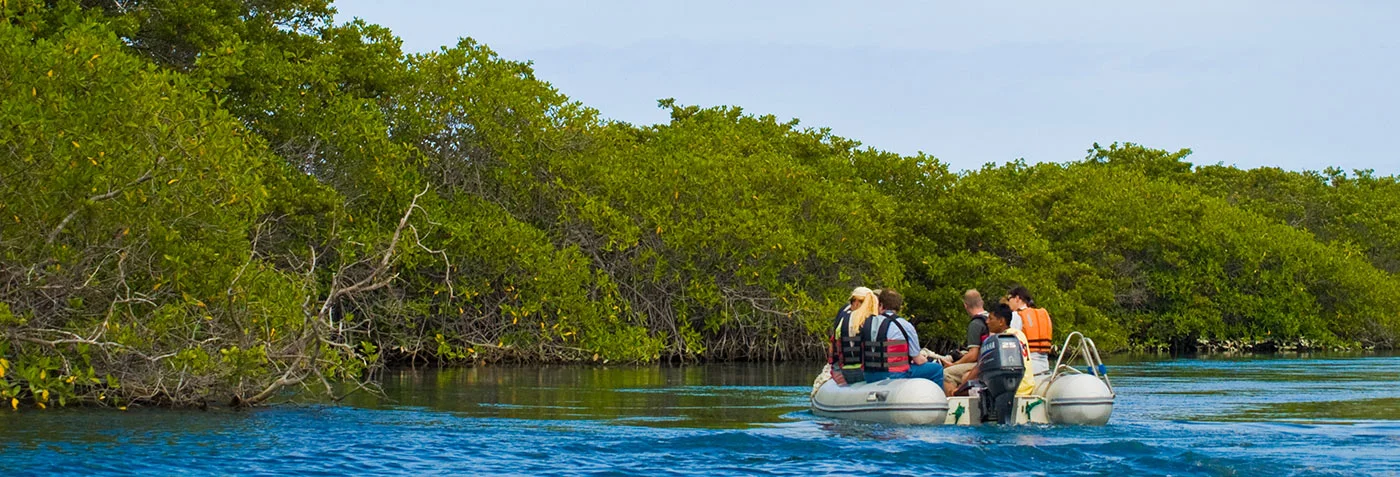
xmin=2 ymin=1 xmax=1398 ymax=409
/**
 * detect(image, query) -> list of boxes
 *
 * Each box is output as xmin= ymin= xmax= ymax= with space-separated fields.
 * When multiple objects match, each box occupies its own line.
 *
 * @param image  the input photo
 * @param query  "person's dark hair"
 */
xmin=988 ymin=303 xmax=1013 ymax=323
xmin=1007 ymin=285 xmax=1036 ymax=308
xmin=878 ymin=289 xmax=903 ymax=311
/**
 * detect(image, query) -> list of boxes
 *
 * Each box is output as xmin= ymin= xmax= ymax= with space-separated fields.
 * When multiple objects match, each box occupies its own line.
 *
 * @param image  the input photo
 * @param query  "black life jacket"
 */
xmin=973 ymin=312 xmax=989 ymax=345
xmin=860 ymin=312 xmax=912 ymax=373
xmin=830 ymin=306 xmax=850 ymax=332
xmin=829 ymin=310 xmax=866 ymax=383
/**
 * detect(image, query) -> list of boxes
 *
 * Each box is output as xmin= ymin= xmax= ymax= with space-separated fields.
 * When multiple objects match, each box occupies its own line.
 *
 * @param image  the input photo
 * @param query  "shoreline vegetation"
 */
xmin=2 ymin=1 xmax=1398 ymax=409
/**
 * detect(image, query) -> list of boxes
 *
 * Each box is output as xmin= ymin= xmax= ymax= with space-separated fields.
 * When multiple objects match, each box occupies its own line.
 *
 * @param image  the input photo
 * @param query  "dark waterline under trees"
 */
xmin=2 ymin=1 xmax=1397 ymax=408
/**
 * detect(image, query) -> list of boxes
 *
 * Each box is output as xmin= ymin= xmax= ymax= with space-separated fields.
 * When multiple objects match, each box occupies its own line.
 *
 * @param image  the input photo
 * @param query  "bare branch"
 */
xmin=47 ymin=161 xmax=160 ymax=245
xmin=241 ymin=186 xmax=429 ymax=407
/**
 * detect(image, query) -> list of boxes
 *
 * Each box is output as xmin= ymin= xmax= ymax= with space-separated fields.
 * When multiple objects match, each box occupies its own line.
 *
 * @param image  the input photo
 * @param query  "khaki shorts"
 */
xmin=943 ymin=362 xmax=977 ymax=388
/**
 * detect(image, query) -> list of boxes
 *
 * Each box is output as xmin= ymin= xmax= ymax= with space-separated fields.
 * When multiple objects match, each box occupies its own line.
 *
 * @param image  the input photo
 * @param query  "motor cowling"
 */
xmin=978 ymin=334 xmax=1026 ymax=424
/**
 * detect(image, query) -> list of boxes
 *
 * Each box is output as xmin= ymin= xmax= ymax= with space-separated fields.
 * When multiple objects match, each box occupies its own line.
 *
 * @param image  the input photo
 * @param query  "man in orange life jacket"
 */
xmin=859 ymin=289 xmax=945 ymax=387
xmin=1007 ymin=286 xmax=1053 ymax=378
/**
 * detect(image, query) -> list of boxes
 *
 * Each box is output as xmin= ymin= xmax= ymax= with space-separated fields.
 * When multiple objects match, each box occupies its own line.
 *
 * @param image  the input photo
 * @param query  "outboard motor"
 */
xmin=978 ymin=333 xmax=1026 ymax=424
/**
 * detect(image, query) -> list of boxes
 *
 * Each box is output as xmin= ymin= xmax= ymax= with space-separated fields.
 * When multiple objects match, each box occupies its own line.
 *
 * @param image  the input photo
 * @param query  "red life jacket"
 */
xmin=860 ymin=313 xmax=912 ymax=373
xmin=973 ymin=312 xmax=989 ymax=346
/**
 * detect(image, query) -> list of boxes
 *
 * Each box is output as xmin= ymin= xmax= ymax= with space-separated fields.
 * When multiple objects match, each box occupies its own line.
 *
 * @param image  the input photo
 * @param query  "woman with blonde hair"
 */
xmin=826 ymin=287 xmax=878 ymax=386
xmin=847 ymin=287 xmax=879 ymax=337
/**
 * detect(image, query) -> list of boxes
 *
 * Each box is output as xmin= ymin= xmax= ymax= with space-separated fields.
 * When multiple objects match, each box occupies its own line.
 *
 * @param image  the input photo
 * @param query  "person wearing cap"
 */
xmin=827 ymin=287 xmax=878 ymax=385
xmin=831 ymin=287 xmax=874 ymax=332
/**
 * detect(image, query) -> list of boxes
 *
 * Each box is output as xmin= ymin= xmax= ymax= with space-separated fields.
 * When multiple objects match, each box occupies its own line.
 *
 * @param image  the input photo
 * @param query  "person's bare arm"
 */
xmin=953 ymin=345 xmax=980 ymax=365
xmin=964 ymin=364 xmax=980 ymax=383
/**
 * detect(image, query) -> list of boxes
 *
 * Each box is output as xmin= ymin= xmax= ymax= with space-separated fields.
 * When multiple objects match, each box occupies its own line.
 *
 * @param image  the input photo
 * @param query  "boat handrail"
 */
xmin=1050 ymin=331 xmax=1115 ymax=396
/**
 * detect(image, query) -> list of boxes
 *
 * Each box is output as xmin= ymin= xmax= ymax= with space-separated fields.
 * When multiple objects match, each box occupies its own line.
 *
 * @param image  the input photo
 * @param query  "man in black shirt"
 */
xmin=942 ymin=289 xmax=989 ymax=395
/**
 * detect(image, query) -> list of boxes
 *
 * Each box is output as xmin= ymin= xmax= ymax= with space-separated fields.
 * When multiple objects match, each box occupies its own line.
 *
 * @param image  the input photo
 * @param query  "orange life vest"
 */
xmin=1019 ymin=307 xmax=1054 ymax=354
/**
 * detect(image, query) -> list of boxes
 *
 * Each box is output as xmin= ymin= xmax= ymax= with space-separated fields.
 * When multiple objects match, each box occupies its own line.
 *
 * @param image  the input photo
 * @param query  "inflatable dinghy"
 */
xmin=810 ymin=377 xmax=949 ymax=425
xmin=810 ymin=332 xmax=1115 ymax=426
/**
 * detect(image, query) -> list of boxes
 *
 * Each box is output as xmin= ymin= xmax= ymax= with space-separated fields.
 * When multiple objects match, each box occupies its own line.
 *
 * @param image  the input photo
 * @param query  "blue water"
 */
xmin=2 ymin=355 xmax=1398 ymax=475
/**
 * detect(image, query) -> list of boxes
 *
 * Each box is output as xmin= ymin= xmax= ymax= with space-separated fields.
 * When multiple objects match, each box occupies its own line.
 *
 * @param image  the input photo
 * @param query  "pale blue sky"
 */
xmin=335 ymin=1 xmax=1398 ymax=174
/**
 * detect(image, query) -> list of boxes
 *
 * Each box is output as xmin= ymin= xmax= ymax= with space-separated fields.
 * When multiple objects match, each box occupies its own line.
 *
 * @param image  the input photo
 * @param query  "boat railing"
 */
xmin=1050 ymin=331 xmax=1115 ymax=395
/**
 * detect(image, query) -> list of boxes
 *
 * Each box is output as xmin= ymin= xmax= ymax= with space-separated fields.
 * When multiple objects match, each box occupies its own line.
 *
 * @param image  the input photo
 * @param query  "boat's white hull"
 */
xmin=810 ymin=378 xmax=949 ymax=425
xmin=811 ymin=373 xmax=1113 ymax=426
xmin=1043 ymin=373 xmax=1115 ymax=425
xmin=811 ymin=332 xmax=1116 ymax=426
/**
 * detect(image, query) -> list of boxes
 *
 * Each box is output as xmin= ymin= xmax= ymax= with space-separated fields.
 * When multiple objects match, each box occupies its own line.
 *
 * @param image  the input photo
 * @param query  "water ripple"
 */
xmin=2 ymin=356 xmax=1398 ymax=475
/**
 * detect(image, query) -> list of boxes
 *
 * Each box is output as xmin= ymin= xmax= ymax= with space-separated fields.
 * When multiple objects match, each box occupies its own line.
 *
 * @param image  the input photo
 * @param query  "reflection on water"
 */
xmin=1112 ymin=354 xmax=1400 ymax=424
xmin=0 ymin=354 xmax=1397 ymax=475
xmin=1233 ymin=397 xmax=1400 ymax=422
xmin=344 ymin=364 xmax=816 ymax=429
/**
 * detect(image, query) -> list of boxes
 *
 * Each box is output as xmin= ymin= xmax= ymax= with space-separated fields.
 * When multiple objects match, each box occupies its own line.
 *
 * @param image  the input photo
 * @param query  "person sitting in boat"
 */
xmin=1006 ymin=286 xmax=1054 ymax=378
xmin=858 ymin=289 xmax=945 ymax=387
xmin=961 ymin=303 xmax=1036 ymax=396
xmin=831 ymin=287 xmax=874 ymax=334
xmin=828 ymin=287 xmax=879 ymax=385
xmin=942 ymin=289 xmax=990 ymax=395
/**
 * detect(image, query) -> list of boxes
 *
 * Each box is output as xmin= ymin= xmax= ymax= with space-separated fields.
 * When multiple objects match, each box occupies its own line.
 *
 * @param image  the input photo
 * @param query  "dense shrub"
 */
xmin=2 ymin=2 xmax=1396 ymax=408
